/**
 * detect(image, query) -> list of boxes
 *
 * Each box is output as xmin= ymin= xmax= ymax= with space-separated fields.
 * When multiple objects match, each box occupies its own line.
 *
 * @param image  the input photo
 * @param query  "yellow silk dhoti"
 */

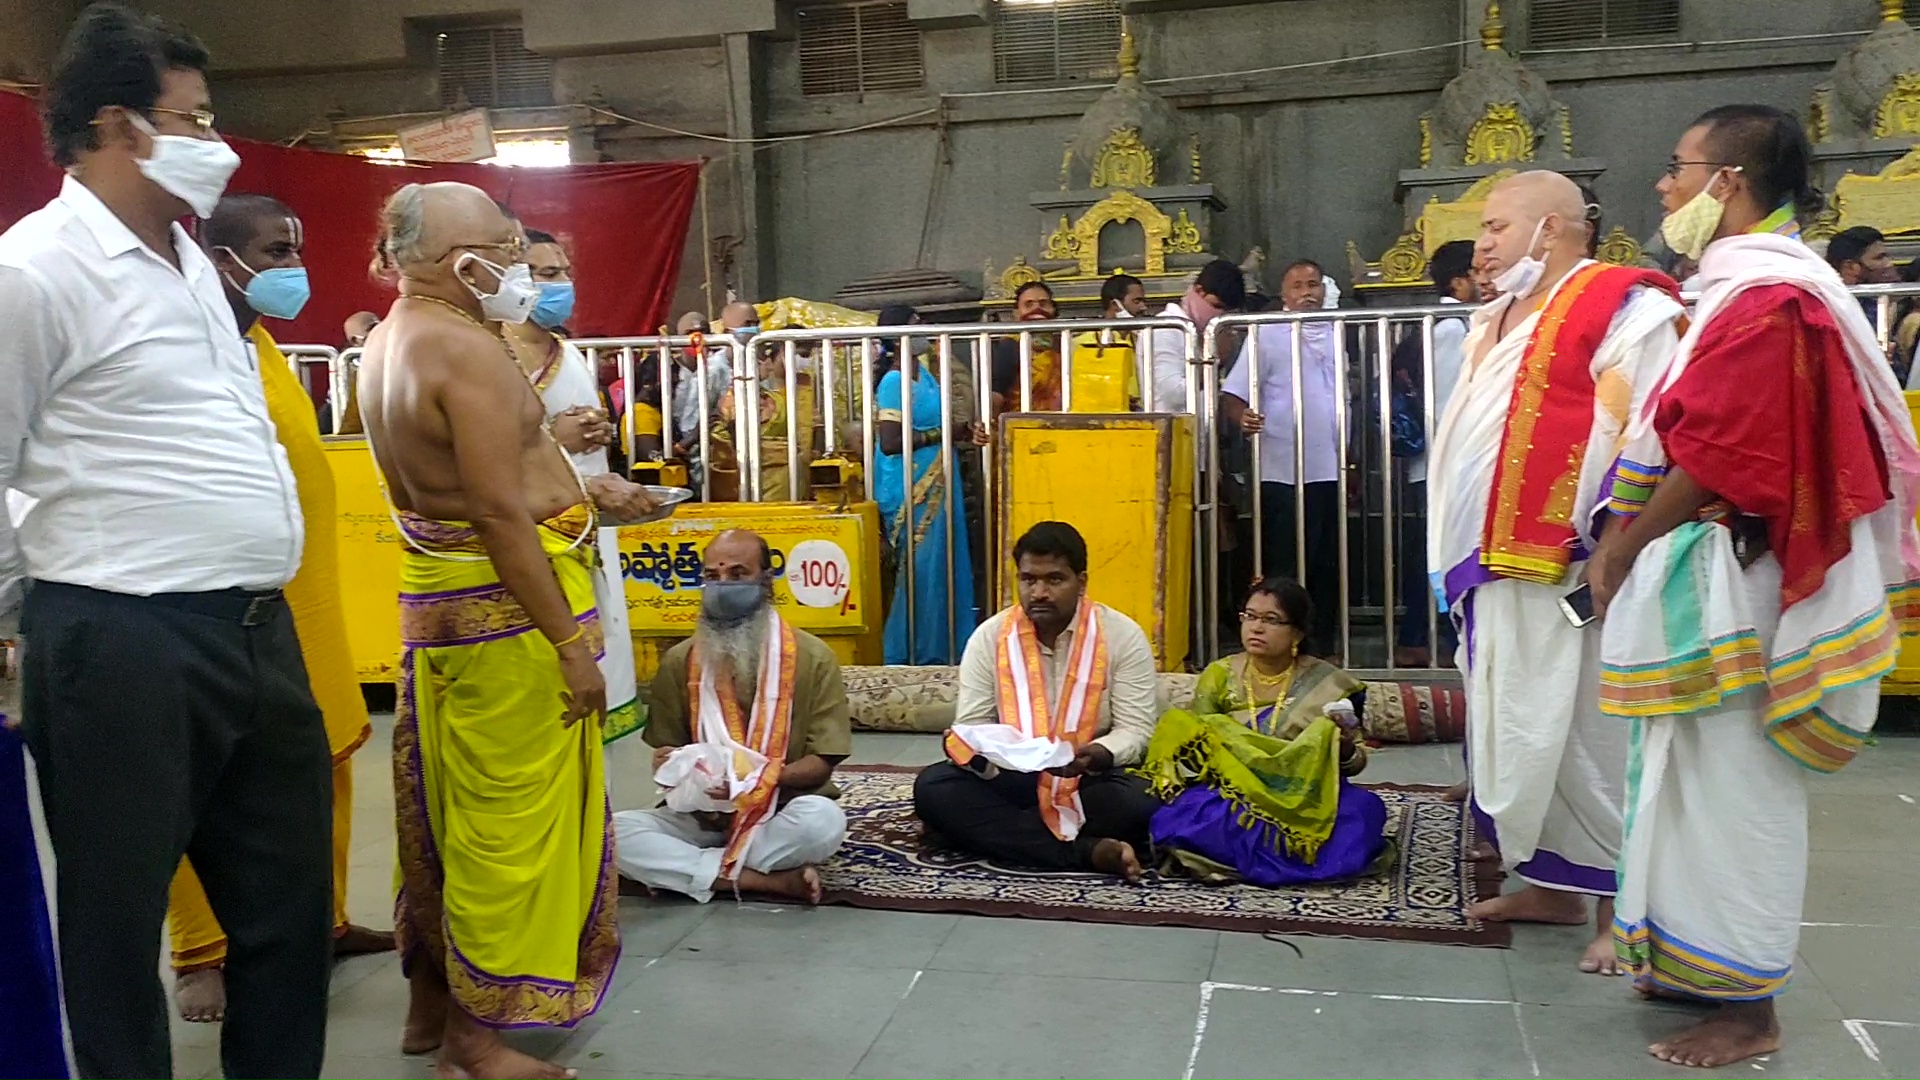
xmin=168 ymin=326 xmax=373 ymax=973
xmin=393 ymin=505 xmax=619 ymax=1028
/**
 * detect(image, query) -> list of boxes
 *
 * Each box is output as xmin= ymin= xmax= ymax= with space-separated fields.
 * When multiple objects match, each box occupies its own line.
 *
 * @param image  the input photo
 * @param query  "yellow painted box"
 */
xmin=995 ymin=413 xmax=1195 ymax=671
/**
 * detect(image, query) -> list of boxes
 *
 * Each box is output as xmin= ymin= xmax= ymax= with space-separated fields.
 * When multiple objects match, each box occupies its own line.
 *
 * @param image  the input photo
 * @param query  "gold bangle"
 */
xmin=550 ymin=626 xmax=585 ymax=650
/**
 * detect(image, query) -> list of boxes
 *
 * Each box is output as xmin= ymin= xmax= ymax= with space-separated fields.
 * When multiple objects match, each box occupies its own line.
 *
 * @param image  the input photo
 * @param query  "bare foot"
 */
xmin=1649 ymin=1001 xmax=1781 ymax=1069
xmin=1580 ymin=897 xmax=1625 ymax=976
xmin=1442 ymin=780 xmax=1470 ymax=804
xmin=617 ymin=875 xmax=653 ymax=898
xmin=1090 ymin=838 xmax=1144 ymax=883
xmin=440 ymin=1006 xmax=577 ymax=1079
xmin=1636 ymin=982 xmax=1707 ymax=1005
xmin=403 ymin=966 xmax=449 ymax=1056
xmin=335 ymin=923 xmax=398 ymax=957
xmin=1465 ymin=840 xmax=1498 ymax=862
xmin=735 ymin=866 xmax=825 ymax=905
xmin=174 ymin=967 xmax=225 ymax=1024
xmin=1467 ymin=885 xmax=1588 ymax=925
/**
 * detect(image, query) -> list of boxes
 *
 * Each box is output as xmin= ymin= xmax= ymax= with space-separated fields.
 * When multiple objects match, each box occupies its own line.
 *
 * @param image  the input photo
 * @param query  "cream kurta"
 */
xmin=1426 ymin=263 xmax=1683 ymax=889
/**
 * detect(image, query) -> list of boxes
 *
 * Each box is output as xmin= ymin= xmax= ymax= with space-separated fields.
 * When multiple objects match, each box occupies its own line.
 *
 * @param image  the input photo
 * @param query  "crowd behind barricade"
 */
xmin=8 ymin=4 xmax=1920 ymax=1079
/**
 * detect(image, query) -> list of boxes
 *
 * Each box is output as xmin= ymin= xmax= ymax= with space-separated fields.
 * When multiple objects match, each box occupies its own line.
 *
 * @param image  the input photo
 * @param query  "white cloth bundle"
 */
xmin=654 ymin=743 xmax=767 ymax=813
xmin=947 ymin=723 xmax=1076 ymax=773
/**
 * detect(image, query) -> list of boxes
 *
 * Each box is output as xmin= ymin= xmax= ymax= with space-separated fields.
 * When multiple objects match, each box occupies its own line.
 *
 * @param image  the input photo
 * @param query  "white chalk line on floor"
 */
xmin=1181 ymin=981 xmax=1903 ymax=1079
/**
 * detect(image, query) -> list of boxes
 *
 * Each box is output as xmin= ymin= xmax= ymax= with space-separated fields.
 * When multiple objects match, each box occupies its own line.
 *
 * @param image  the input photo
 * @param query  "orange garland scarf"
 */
xmin=944 ymin=598 xmax=1110 ymax=840
xmin=687 ymin=614 xmax=798 ymax=879
xmin=1483 ymin=263 xmax=1681 ymax=584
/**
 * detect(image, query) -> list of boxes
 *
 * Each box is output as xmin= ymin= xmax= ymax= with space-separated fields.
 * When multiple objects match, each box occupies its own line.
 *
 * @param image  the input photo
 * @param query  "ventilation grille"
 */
xmin=436 ymin=26 xmax=554 ymax=110
xmin=798 ymin=2 xmax=925 ymax=96
xmin=993 ymin=0 xmax=1123 ymax=85
xmin=1527 ymin=0 xmax=1681 ymax=50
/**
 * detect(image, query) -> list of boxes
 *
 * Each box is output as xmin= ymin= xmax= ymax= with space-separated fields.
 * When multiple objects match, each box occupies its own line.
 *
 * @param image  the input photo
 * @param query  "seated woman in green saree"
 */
xmin=1142 ymin=578 xmax=1390 ymax=886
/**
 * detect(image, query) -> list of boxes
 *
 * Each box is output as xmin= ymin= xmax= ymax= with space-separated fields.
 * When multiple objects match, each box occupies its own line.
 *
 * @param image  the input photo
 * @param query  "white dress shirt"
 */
xmin=0 ymin=177 xmax=303 ymax=622
xmin=1225 ymin=319 xmax=1342 ymax=485
xmin=1408 ymin=296 xmax=1470 ymax=485
xmin=952 ymin=601 xmax=1162 ymax=767
xmin=1145 ymin=301 xmax=1196 ymax=414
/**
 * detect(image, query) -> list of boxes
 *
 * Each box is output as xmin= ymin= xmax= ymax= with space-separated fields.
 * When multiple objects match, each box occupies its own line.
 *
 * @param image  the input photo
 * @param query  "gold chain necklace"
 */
xmin=1240 ymin=654 xmax=1296 ymax=712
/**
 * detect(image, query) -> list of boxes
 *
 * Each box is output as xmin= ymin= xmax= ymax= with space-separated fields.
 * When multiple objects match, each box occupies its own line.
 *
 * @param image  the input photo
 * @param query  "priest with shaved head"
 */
xmin=1425 ymin=170 xmax=1686 ymax=974
xmin=358 ymin=181 xmax=658 ymax=1079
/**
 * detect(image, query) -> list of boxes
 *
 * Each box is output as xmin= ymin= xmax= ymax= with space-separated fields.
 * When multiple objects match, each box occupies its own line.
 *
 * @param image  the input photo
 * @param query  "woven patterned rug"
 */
xmin=819 ymin=766 xmax=1510 ymax=948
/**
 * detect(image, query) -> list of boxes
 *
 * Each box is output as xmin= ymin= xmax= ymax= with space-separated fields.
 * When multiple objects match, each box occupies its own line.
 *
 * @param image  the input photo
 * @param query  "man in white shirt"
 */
xmin=1146 ymin=258 xmax=1244 ymax=413
xmin=0 ymin=7 xmax=331 ymax=1077
xmin=1396 ymin=240 xmax=1477 ymax=666
xmin=914 ymin=522 xmax=1162 ymax=880
xmin=1222 ymin=259 xmax=1344 ymax=650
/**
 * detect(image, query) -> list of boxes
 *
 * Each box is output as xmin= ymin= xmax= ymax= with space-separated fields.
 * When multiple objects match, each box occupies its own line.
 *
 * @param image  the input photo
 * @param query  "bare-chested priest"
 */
xmin=1426 ymin=170 xmax=1685 ymax=973
xmin=358 ymin=182 xmax=659 ymax=1080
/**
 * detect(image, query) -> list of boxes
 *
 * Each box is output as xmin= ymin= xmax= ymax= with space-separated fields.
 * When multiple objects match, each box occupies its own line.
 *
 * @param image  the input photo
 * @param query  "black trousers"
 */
xmin=1258 ymin=480 xmax=1341 ymax=653
xmin=912 ymin=761 xmax=1159 ymax=869
xmin=21 ymin=582 xmax=334 ymax=1080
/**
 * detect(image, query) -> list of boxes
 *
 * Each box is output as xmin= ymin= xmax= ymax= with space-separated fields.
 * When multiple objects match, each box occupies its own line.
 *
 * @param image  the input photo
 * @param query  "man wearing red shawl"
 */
xmin=1427 ymin=171 xmax=1686 ymax=975
xmin=1590 ymin=105 xmax=1920 ymax=1069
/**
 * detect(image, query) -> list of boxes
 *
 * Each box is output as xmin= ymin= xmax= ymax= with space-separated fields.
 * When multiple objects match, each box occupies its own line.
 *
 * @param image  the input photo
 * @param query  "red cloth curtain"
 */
xmin=0 ymin=90 xmax=700 ymax=348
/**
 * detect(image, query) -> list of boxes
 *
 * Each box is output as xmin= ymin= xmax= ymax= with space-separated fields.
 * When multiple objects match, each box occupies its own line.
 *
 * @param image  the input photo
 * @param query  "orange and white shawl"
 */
xmin=944 ymin=598 xmax=1110 ymax=840
xmin=687 ymin=610 xmax=798 ymax=879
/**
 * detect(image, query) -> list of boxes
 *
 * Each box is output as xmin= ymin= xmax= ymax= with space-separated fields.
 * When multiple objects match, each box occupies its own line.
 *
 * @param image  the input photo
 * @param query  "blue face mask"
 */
xmin=242 ymin=266 xmax=310 ymax=321
xmin=700 ymin=579 xmax=770 ymax=627
xmin=532 ymin=281 xmax=576 ymax=330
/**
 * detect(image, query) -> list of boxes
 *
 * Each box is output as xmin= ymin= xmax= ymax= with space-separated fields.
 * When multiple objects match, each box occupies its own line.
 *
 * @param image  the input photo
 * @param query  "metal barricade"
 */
xmin=742 ymin=318 xmax=1203 ymax=665
xmin=572 ymin=335 xmax=752 ymax=502
xmin=278 ymin=345 xmax=344 ymax=431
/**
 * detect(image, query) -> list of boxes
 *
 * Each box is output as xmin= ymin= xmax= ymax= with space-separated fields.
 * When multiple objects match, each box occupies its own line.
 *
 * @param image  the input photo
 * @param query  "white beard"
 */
xmin=695 ymin=611 xmax=766 ymax=701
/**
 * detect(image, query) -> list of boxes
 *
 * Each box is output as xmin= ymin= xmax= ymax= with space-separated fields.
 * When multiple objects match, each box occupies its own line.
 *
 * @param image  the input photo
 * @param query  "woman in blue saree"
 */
xmin=874 ymin=349 xmax=983 ymax=665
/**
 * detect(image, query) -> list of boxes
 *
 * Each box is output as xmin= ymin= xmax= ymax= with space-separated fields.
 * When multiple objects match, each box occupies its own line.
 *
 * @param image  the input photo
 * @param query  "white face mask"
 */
xmin=456 ymin=254 xmax=539 ymax=324
xmin=127 ymin=113 xmax=239 ymax=219
xmin=1490 ymin=216 xmax=1550 ymax=299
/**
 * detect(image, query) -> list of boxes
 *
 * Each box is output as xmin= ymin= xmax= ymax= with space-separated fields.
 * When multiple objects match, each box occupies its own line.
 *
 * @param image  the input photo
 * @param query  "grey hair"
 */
xmin=371 ymin=183 xmax=429 ymax=276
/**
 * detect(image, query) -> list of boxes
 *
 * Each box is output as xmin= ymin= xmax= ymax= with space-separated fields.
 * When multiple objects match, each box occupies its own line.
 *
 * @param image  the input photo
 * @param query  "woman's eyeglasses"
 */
xmin=1238 ymin=611 xmax=1293 ymax=628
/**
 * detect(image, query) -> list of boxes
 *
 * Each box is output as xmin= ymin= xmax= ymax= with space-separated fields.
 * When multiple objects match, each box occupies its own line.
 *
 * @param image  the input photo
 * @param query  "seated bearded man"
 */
xmin=613 ymin=529 xmax=851 ymax=904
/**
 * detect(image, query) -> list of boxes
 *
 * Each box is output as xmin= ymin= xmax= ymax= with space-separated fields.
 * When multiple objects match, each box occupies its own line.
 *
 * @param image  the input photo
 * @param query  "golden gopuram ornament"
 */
xmin=984 ymin=16 xmax=1244 ymax=309
xmin=1807 ymin=1 xmax=1920 ymax=251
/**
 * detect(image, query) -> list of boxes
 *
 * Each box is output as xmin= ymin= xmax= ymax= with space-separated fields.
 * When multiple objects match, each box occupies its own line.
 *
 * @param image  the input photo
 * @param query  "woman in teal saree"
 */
xmin=1142 ymin=579 xmax=1390 ymax=885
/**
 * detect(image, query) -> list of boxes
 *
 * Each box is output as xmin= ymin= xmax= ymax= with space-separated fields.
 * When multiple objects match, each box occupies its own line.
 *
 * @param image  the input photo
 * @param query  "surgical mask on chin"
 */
xmin=128 ymin=113 xmax=240 ymax=219
xmin=1660 ymin=185 xmax=1730 ymax=262
xmin=1490 ymin=217 xmax=1549 ymax=298
xmin=531 ymin=281 xmax=576 ymax=329
xmin=456 ymin=254 xmax=539 ymax=324
xmin=701 ymin=580 xmax=769 ymax=627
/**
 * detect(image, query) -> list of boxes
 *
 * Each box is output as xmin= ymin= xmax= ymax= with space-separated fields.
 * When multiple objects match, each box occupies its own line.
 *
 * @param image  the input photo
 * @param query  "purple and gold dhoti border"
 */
xmin=393 ymin=504 xmax=619 ymax=1029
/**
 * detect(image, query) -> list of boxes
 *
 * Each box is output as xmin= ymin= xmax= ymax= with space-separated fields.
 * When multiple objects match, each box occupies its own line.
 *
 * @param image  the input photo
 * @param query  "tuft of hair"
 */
xmin=1101 ymin=273 xmax=1144 ymax=309
xmin=1428 ymin=239 xmax=1476 ymax=293
xmin=1195 ymin=258 xmax=1246 ymax=310
xmin=877 ymin=303 xmax=916 ymax=326
xmin=524 ymin=228 xmax=558 ymax=247
xmin=203 ymin=193 xmax=294 ymax=255
xmin=1688 ymin=104 xmax=1824 ymax=222
xmin=44 ymin=2 xmax=210 ymax=169
xmin=370 ymin=183 xmax=428 ymax=280
xmin=1013 ymin=520 xmax=1088 ymax=575
xmin=1826 ymin=225 xmax=1885 ymax=269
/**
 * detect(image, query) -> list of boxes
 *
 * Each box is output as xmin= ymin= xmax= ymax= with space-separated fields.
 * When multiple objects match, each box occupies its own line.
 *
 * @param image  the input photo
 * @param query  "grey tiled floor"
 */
xmin=165 ymin=724 xmax=1920 ymax=1079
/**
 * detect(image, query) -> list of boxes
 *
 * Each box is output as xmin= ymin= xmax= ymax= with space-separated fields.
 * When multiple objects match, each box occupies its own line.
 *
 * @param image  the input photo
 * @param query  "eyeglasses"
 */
xmin=438 ymin=239 xmax=527 ymax=263
xmin=1661 ymin=160 xmax=1736 ymax=180
xmin=149 ymin=106 xmax=219 ymax=137
xmin=1238 ymin=611 xmax=1294 ymax=628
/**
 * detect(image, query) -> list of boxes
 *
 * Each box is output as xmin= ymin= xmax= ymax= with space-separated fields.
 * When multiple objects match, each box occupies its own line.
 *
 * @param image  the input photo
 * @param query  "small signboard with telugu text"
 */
xmin=396 ymin=109 xmax=496 ymax=163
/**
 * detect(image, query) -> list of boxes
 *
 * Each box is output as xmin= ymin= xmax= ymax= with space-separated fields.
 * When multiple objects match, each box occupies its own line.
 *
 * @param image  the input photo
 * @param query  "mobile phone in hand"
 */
xmin=1559 ymin=583 xmax=1597 ymax=628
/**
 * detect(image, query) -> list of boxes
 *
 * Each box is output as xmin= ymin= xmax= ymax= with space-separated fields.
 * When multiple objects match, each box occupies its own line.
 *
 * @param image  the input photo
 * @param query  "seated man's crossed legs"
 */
xmin=912 ymin=761 xmax=1158 ymax=882
xmin=614 ymin=795 xmax=847 ymax=904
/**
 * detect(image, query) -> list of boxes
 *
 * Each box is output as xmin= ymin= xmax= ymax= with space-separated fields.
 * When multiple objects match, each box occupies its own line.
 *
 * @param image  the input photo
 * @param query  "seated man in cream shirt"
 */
xmin=912 ymin=521 xmax=1162 ymax=881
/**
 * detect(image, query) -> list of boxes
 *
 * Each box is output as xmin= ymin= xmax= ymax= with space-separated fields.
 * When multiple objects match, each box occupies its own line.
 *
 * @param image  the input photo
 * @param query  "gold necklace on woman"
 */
xmin=1240 ymin=653 xmax=1297 ymax=710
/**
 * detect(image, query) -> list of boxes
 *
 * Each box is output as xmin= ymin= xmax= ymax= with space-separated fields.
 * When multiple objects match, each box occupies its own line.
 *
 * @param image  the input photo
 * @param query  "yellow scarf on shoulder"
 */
xmin=252 ymin=325 xmax=372 ymax=762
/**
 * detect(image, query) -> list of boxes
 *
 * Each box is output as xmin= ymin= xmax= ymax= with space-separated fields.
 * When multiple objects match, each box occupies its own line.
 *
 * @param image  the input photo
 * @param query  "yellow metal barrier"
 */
xmin=997 ymin=414 xmax=1195 ymax=672
xmin=326 ymin=437 xmax=883 ymax=684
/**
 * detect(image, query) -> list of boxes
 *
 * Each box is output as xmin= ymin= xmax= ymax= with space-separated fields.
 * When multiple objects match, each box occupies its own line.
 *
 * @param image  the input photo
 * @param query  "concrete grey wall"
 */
xmin=31 ymin=0 xmax=1870 ymax=314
